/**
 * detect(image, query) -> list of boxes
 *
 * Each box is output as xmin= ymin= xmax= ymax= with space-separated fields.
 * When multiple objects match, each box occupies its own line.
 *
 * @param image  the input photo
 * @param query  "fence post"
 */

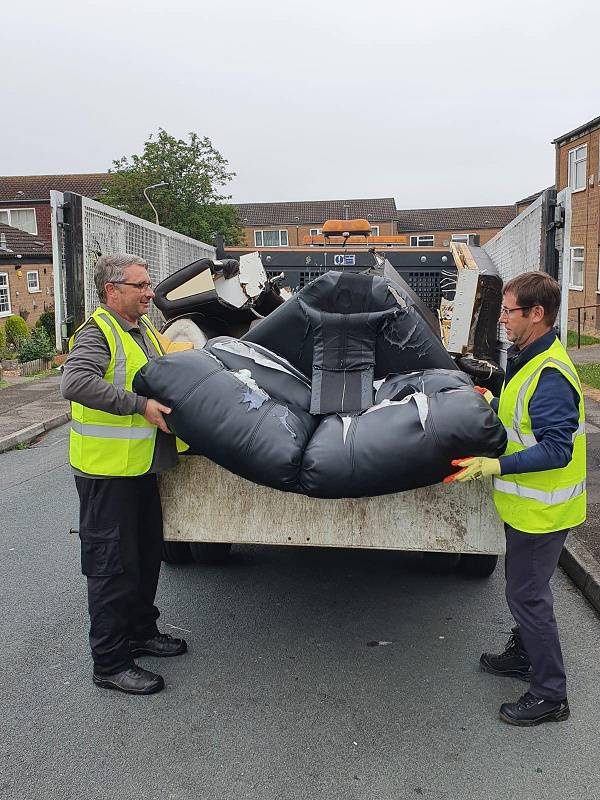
xmin=577 ymin=307 xmax=581 ymax=349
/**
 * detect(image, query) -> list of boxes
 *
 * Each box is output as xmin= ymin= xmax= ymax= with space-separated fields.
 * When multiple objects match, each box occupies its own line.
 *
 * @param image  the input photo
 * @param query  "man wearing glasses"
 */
xmin=448 ymin=271 xmax=585 ymax=726
xmin=61 ymin=253 xmax=187 ymax=695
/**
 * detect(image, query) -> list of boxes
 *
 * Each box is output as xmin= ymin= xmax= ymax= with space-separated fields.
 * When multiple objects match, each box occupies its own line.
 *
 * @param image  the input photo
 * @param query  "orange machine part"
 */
xmin=321 ymin=219 xmax=372 ymax=236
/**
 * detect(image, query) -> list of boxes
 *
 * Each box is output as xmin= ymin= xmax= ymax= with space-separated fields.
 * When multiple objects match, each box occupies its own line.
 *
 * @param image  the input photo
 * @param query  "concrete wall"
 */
xmin=483 ymin=194 xmax=546 ymax=351
xmin=483 ymin=193 xmax=545 ymax=284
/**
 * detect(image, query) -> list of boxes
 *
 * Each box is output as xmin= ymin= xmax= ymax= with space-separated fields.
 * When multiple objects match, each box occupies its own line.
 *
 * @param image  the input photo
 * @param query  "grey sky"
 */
xmin=3 ymin=0 xmax=600 ymax=209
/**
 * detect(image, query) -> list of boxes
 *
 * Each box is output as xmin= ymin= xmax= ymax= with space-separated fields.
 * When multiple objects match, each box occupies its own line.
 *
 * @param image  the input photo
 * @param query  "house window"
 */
xmin=0 ymin=273 xmax=11 ymax=315
xmin=410 ymin=235 xmax=435 ymax=247
xmin=451 ymin=233 xmax=474 ymax=243
xmin=570 ymin=247 xmax=584 ymax=290
xmin=0 ymin=208 xmax=38 ymax=234
xmin=254 ymin=229 xmax=289 ymax=247
xmin=309 ymin=228 xmax=322 ymax=236
xmin=371 ymin=226 xmax=380 ymax=236
xmin=27 ymin=270 xmax=40 ymax=292
xmin=568 ymin=145 xmax=587 ymax=192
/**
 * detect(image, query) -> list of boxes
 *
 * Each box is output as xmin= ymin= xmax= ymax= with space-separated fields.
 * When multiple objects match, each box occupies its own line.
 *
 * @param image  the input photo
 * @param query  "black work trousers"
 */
xmin=505 ymin=523 xmax=569 ymax=702
xmin=75 ymin=474 xmax=163 ymax=675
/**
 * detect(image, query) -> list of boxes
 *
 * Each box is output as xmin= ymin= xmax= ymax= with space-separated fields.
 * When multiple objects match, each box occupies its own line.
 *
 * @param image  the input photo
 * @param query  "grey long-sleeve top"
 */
xmin=61 ymin=305 xmax=178 ymax=476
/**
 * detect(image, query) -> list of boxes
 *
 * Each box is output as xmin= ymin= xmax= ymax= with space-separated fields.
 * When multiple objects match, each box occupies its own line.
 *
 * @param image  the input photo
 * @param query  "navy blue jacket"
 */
xmin=492 ymin=330 xmax=581 ymax=475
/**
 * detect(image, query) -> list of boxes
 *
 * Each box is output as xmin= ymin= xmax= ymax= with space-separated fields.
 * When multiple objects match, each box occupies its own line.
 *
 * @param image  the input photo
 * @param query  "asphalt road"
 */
xmin=2 ymin=423 xmax=600 ymax=800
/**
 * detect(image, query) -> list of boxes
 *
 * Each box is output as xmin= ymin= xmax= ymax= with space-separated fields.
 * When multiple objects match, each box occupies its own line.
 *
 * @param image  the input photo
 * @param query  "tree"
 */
xmin=101 ymin=129 xmax=244 ymax=245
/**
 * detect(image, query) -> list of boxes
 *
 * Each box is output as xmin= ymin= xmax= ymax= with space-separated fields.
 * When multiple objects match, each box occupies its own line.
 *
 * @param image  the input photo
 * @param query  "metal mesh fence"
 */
xmin=81 ymin=197 xmax=215 ymax=325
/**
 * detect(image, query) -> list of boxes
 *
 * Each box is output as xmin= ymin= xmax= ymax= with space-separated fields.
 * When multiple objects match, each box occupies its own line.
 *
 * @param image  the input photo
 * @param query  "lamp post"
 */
xmin=143 ymin=181 xmax=168 ymax=226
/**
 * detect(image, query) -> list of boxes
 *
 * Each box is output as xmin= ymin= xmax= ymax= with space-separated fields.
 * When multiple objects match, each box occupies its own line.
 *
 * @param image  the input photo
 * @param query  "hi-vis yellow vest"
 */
xmin=69 ymin=307 xmax=163 ymax=477
xmin=492 ymin=336 xmax=586 ymax=533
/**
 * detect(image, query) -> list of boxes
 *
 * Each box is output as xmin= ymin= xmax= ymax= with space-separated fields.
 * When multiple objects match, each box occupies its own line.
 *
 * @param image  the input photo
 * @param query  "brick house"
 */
xmin=236 ymin=196 xmax=518 ymax=249
xmin=0 ymin=223 xmax=53 ymax=328
xmin=235 ymin=198 xmax=399 ymax=248
xmin=0 ymin=173 xmax=110 ymax=242
xmin=552 ymin=116 xmax=600 ymax=330
xmin=395 ymin=205 xmax=517 ymax=247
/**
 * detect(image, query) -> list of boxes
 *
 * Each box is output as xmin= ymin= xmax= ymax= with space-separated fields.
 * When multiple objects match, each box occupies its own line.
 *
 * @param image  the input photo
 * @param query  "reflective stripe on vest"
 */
xmin=492 ymin=477 xmax=586 ymax=505
xmin=71 ymin=420 xmax=156 ymax=440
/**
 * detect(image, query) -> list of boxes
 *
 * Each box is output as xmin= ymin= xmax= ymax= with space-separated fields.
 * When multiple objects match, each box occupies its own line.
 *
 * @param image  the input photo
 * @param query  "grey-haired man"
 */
xmin=62 ymin=253 xmax=187 ymax=695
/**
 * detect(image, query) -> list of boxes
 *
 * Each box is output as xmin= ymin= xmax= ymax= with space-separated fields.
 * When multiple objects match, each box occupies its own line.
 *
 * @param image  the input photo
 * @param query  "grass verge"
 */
xmin=576 ymin=363 xmax=600 ymax=389
xmin=567 ymin=330 xmax=600 ymax=348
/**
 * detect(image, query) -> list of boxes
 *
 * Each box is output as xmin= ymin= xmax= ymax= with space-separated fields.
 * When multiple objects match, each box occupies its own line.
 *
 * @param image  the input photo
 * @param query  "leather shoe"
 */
xmin=499 ymin=691 xmax=570 ymax=726
xmin=93 ymin=665 xmax=164 ymax=695
xmin=129 ymin=632 xmax=188 ymax=658
xmin=480 ymin=626 xmax=531 ymax=681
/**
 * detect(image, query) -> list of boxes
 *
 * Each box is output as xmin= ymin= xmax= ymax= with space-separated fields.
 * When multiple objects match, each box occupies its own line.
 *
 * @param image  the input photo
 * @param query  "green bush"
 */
xmin=0 ymin=323 xmax=5 ymax=357
xmin=18 ymin=326 xmax=55 ymax=364
xmin=35 ymin=309 xmax=55 ymax=340
xmin=4 ymin=314 xmax=29 ymax=351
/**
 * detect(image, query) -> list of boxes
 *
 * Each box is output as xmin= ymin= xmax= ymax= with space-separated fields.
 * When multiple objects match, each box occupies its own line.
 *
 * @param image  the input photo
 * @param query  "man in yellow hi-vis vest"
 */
xmin=447 ymin=272 xmax=585 ymax=726
xmin=61 ymin=254 xmax=187 ymax=695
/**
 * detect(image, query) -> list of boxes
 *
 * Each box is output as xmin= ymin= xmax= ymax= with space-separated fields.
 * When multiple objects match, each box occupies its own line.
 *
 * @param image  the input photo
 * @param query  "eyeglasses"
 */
xmin=111 ymin=280 xmax=153 ymax=291
xmin=499 ymin=305 xmax=533 ymax=318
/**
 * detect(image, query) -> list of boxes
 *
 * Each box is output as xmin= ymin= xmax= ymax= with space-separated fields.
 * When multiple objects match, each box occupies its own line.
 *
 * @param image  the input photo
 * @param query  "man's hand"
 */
xmin=143 ymin=399 xmax=173 ymax=434
xmin=474 ymin=385 xmax=494 ymax=404
xmin=444 ymin=456 xmax=501 ymax=483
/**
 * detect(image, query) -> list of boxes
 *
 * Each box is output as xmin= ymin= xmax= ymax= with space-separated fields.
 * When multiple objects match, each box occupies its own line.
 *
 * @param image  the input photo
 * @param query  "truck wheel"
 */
xmin=189 ymin=542 xmax=232 ymax=564
xmin=161 ymin=541 xmax=193 ymax=564
xmin=421 ymin=552 xmax=461 ymax=572
xmin=459 ymin=553 xmax=499 ymax=578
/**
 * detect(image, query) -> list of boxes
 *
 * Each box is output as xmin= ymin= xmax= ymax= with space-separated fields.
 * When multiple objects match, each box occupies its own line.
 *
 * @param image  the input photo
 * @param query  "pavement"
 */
xmin=2 ymin=351 xmax=600 ymax=617
xmin=2 ymin=425 xmax=600 ymax=800
xmin=0 ymin=372 xmax=70 ymax=452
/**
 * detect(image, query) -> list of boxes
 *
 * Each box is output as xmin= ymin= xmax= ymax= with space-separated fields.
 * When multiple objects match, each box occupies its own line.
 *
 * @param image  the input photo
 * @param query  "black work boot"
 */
xmin=129 ymin=632 xmax=188 ymax=658
xmin=499 ymin=692 xmax=570 ymax=726
xmin=480 ymin=626 xmax=531 ymax=681
xmin=93 ymin=665 xmax=164 ymax=695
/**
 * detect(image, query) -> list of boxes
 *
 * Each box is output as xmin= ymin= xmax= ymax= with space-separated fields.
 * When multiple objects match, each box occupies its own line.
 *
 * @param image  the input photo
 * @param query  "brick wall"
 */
xmin=555 ymin=129 xmax=600 ymax=330
xmin=403 ymin=228 xmax=501 ymax=247
xmin=0 ymin=201 xmax=52 ymax=243
xmin=0 ymin=260 xmax=54 ymax=329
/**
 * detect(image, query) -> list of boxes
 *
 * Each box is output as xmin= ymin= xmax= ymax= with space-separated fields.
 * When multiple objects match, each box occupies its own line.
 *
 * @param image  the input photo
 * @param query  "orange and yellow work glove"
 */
xmin=443 ymin=457 xmax=501 ymax=483
xmin=474 ymin=385 xmax=494 ymax=404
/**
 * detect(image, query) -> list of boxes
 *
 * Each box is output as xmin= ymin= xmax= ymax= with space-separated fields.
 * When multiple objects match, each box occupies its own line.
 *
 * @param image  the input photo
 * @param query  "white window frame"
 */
xmin=254 ymin=229 xmax=289 ymax=247
xmin=309 ymin=228 xmax=322 ymax=236
xmin=570 ymin=247 xmax=584 ymax=291
xmin=451 ymin=233 xmax=475 ymax=243
xmin=0 ymin=207 xmax=38 ymax=235
xmin=370 ymin=226 xmax=380 ymax=236
xmin=0 ymin=272 xmax=12 ymax=316
xmin=567 ymin=145 xmax=587 ymax=192
xmin=27 ymin=270 xmax=41 ymax=292
xmin=410 ymin=235 xmax=435 ymax=247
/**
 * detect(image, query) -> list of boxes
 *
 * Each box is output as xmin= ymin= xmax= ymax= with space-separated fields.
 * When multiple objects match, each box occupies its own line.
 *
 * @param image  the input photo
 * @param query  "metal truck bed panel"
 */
xmin=159 ymin=456 xmax=505 ymax=555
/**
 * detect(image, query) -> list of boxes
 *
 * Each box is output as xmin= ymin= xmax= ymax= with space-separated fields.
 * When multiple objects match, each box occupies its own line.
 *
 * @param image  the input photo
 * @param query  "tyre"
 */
xmin=421 ymin=552 xmax=461 ymax=573
xmin=458 ymin=553 xmax=499 ymax=578
xmin=189 ymin=542 xmax=232 ymax=564
xmin=161 ymin=540 xmax=193 ymax=564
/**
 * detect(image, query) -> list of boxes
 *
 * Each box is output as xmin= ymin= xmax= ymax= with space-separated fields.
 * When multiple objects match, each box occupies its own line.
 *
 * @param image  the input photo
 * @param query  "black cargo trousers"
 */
xmin=75 ymin=474 xmax=163 ymax=675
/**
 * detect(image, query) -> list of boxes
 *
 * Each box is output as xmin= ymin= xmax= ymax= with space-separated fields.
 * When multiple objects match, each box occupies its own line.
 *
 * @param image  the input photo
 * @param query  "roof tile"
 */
xmin=0 ymin=222 xmax=52 ymax=257
xmin=0 ymin=173 xmax=111 ymax=202
xmin=396 ymin=205 xmax=516 ymax=232
xmin=235 ymin=197 xmax=397 ymax=226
